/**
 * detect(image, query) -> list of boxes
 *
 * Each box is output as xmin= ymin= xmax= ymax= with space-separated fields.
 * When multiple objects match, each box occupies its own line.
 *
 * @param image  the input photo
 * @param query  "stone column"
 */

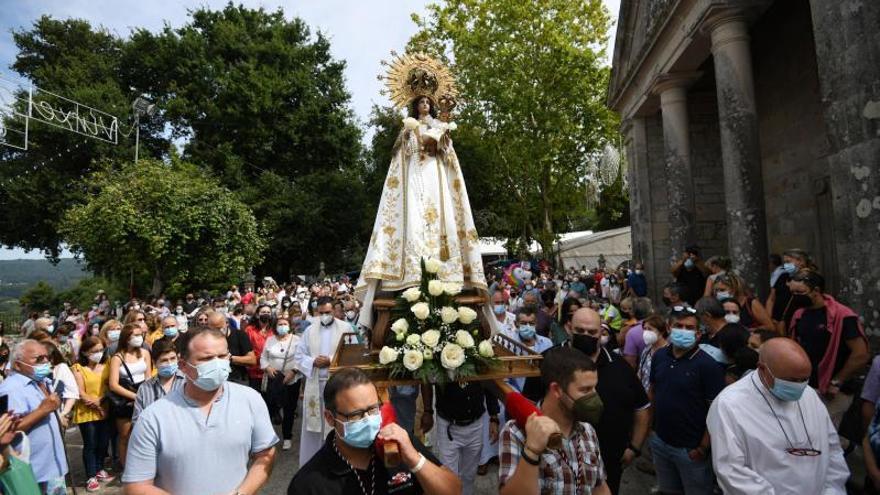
xmin=704 ymin=11 xmax=770 ymax=298
xmin=654 ymin=74 xmax=700 ymax=261
xmin=624 ymin=116 xmax=662 ymax=302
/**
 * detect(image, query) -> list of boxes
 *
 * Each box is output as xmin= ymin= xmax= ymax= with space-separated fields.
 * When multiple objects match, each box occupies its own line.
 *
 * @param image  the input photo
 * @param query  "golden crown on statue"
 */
xmin=379 ymin=51 xmax=458 ymax=121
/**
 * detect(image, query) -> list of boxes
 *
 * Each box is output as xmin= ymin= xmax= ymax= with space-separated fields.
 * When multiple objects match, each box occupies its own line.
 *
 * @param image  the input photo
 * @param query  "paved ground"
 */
xmin=62 ymin=412 xmax=657 ymax=494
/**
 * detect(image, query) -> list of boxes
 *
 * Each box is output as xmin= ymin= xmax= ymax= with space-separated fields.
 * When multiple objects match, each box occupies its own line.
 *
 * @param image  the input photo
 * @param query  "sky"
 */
xmin=0 ymin=0 xmax=621 ymax=260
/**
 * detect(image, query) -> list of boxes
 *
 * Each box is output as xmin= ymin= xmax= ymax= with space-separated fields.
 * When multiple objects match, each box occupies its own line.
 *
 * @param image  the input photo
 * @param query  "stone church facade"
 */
xmin=608 ymin=0 xmax=880 ymax=335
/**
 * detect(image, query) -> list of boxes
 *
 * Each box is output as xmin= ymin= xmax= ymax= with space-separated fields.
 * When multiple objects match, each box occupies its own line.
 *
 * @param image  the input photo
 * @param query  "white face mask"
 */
xmin=599 ymin=335 xmax=610 ymax=346
xmin=643 ymin=330 xmax=659 ymax=346
xmin=345 ymin=310 xmax=357 ymax=321
xmin=129 ymin=335 xmax=144 ymax=348
xmin=724 ymin=314 xmax=741 ymax=324
xmin=320 ymin=314 xmax=334 ymax=326
xmin=88 ymin=351 xmax=104 ymax=363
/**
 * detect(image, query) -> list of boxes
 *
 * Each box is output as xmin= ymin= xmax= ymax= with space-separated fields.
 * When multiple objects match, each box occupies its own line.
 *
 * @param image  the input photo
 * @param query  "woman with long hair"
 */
xmin=260 ymin=316 xmax=302 ymax=450
xmin=712 ymin=273 xmax=774 ymax=331
xmin=245 ymin=304 xmax=275 ymax=394
xmin=72 ymin=336 xmax=114 ymax=491
xmin=107 ymin=322 xmax=152 ymax=467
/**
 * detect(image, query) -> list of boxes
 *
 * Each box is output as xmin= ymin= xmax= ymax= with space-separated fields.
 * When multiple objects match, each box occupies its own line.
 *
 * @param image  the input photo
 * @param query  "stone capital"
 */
xmin=701 ymin=9 xmax=750 ymax=52
xmin=651 ymin=72 xmax=703 ymax=102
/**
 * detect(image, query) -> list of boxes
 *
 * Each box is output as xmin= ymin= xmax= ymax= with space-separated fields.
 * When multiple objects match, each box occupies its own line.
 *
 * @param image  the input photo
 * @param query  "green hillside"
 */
xmin=0 ymin=258 xmax=91 ymax=297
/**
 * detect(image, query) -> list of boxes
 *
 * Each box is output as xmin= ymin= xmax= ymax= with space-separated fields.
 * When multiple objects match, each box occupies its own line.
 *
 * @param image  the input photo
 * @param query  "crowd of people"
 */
xmin=0 ymin=245 xmax=878 ymax=494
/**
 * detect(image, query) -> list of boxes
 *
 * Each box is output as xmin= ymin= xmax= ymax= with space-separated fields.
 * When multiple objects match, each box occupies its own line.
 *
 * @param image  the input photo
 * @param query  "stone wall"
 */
xmin=688 ymin=88 xmax=729 ymax=259
xmin=810 ymin=0 xmax=880 ymax=336
xmin=752 ymin=0 xmax=834 ymax=289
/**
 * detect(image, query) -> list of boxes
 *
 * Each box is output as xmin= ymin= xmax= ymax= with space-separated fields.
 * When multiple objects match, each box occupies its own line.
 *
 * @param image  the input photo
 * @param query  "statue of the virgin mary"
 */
xmin=356 ymin=53 xmax=490 ymax=329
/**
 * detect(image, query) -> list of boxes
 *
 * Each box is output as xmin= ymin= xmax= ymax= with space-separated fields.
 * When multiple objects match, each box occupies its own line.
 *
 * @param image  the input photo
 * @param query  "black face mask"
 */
xmin=571 ymin=333 xmax=599 ymax=356
xmin=258 ymin=314 xmax=271 ymax=324
xmin=790 ymin=294 xmax=813 ymax=311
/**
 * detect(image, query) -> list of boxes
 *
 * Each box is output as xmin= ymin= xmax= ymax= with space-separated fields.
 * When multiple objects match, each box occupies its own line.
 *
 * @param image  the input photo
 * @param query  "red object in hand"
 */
xmin=375 ymin=402 xmax=401 ymax=466
xmin=505 ymin=390 xmax=541 ymax=429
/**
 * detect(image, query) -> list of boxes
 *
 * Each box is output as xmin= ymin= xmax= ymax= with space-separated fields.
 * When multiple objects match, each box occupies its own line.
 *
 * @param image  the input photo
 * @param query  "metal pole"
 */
xmin=134 ymin=114 xmax=140 ymax=163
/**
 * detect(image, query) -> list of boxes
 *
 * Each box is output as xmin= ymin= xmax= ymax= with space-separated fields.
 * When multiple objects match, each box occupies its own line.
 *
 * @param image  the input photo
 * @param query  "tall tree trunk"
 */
xmin=151 ymin=266 xmax=163 ymax=297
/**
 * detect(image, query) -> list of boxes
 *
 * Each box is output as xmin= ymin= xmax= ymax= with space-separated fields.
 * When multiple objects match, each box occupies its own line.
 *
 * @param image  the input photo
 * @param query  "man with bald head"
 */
xmin=707 ymin=337 xmax=848 ymax=494
xmin=209 ymin=310 xmax=256 ymax=384
xmin=568 ymin=308 xmax=651 ymax=494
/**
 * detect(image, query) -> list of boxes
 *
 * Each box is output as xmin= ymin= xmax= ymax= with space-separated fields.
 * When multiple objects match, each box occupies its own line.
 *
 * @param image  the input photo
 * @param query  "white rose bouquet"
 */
xmin=379 ymin=257 xmax=498 ymax=383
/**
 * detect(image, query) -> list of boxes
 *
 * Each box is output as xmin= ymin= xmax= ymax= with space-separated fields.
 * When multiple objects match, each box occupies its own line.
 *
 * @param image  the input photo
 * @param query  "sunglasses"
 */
xmin=671 ymin=305 xmax=697 ymax=315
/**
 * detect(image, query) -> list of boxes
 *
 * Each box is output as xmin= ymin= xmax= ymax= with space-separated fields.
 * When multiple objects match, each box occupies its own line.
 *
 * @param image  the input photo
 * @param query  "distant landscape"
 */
xmin=0 ymin=258 xmax=90 ymax=298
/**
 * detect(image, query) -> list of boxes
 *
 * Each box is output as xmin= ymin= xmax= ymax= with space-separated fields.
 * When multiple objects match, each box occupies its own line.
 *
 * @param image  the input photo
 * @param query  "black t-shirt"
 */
xmin=794 ymin=308 xmax=860 ymax=388
xmin=288 ymin=431 xmax=440 ymax=495
xmin=434 ymin=381 xmax=499 ymax=422
xmin=675 ymin=267 xmax=706 ymax=305
xmin=595 ymin=349 xmax=650 ymax=462
xmin=227 ymin=328 xmax=253 ymax=382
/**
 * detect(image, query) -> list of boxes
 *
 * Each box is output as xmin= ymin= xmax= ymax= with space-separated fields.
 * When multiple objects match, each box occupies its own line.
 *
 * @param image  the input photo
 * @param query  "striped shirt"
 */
xmin=133 ymin=372 xmax=186 ymax=422
xmin=499 ymin=419 xmax=605 ymax=494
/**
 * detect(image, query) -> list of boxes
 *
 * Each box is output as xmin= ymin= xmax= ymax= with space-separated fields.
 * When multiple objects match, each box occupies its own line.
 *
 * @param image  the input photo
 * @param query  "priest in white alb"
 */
xmin=707 ymin=337 xmax=848 ymax=494
xmin=293 ymin=296 xmax=349 ymax=465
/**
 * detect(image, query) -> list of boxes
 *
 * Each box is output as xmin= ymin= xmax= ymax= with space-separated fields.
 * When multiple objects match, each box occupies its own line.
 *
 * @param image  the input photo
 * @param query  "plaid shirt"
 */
xmin=499 ymin=419 xmax=606 ymax=494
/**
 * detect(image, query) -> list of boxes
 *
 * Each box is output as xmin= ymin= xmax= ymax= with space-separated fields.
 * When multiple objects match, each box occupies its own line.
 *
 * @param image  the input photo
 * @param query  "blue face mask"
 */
xmin=186 ymin=358 xmax=231 ymax=391
xmin=22 ymin=361 xmax=52 ymax=381
xmin=108 ymin=330 xmax=121 ymax=342
xmin=163 ymin=327 xmax=179 ymax=338
xmin=767 ymin=366 xmax=808 ymax=401
xmin=338 ymin=413 xmax=382 ymax=448
xmin=493 ymin=304 xmax=506 ymax=315
xmin=158 ymin=363 xmax=178 ymax=378
xmin=517 ymin=324 xmax=536 ymax=341
xmin=276 ymin=325 xmax=290 ymax=336
xmin=684 ymin=259 xmax=695 ymax=269
xmin=783 ymin=262 xmax=797 ymax=274
xmin=715 ymin=291 xmax=731 ymax=301
xmin=669 ymin=328 xmax=697 ymax=350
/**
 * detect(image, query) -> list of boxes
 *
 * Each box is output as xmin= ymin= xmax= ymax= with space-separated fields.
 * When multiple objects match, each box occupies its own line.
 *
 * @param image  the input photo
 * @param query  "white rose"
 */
xmin=457 ymin=306 xmax=478 ymax=325
xmin=428 ymin=280 xmax=444 ymax=297
xmin=448 ymin=122 xmax=458 ymax=131
xmin=440 ymin=306 xmax=459 ymax=324
xmin=379 ymin=346 xmax=399 ymax=365
xmin=403 ymin=349 xmax=424 ymax=371
xmin=455 ymin=330 xmax=475 ymax=348
xmin=391 ymin=318 xmax=409 ymax=335
xmin=411 ymin=302 xmax=430 ymax=320
xmin=421 ymin=329 xmax=441 ymax=349
xmin=440 ymin=343 xmax=466 ymax=370
xmin=403 ymin=117 xmax=419 ymax=130
xmin=424 ymin=258 xmax=442 ymax=274
xmin=406 ymin=334 xmax=421 ymax=346
xmin=478 ymin=339 xmax=494 ymax=358
xmin=443 ymin=283 xmax=462 ymax=296
xmin=401 ymin=287 xmax=422 ymax=303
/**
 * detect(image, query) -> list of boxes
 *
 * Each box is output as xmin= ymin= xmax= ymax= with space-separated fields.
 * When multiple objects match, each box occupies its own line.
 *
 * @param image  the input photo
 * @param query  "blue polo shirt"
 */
xmin=0 ymin=372 xmax=68 ymax=483
xmin=650 ymin=345 xmax=725 ymax=449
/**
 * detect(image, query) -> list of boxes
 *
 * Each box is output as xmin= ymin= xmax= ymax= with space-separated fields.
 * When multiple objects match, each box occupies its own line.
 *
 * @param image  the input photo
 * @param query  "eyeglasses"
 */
xmin=335 ymin=402 xmax=382 ymax=422
xmin=786 ymin=447 xmax=821 ymax=456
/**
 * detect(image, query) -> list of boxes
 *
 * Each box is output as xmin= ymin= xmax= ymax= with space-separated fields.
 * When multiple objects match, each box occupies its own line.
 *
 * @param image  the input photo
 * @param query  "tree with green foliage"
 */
xmin=408 ymin=0 xmax=621 ymax=259
xmin=59 ymin=159 xmax=264 ymax=296
xmin=1 ymin=5 xmax=368 ymax=280
xmin=0 ymin=17 xmax=168 ymax=258
xmin=56 ymin=276 xmax=127 ymax=313
xmin=19 ymin=281 xmax=57 ymax=312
